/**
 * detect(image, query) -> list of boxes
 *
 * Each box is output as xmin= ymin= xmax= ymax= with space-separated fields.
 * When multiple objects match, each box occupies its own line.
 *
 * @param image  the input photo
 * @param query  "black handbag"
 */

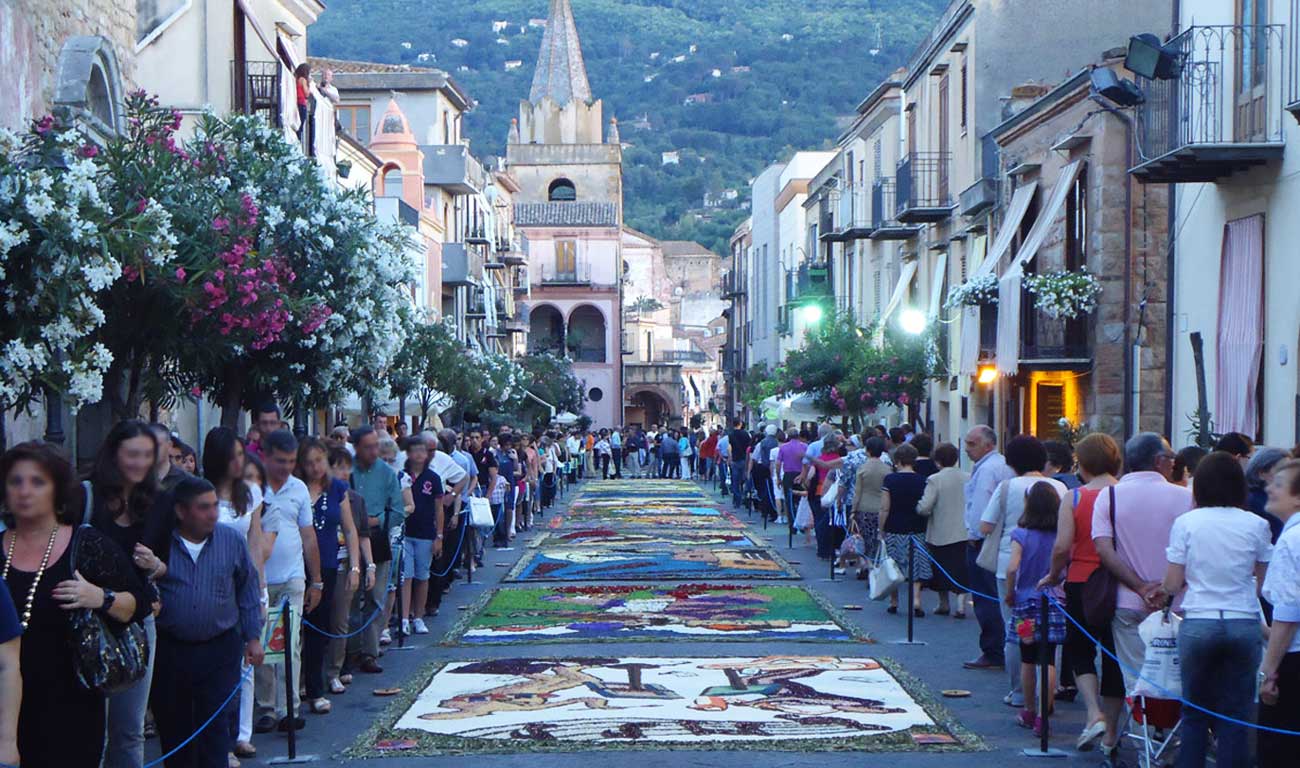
xmin=70 ymin=482 xmax=150 ymax=694
xmin=1081 ymin=486 xmax=1119 ymax=627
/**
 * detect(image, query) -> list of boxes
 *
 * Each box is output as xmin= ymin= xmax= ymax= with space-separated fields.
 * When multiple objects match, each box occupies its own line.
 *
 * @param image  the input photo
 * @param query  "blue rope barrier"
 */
xmin=301 ymin=603 xmax=384 ymax=640
xmin=908 ymin=534 xmax=1300 ymax=737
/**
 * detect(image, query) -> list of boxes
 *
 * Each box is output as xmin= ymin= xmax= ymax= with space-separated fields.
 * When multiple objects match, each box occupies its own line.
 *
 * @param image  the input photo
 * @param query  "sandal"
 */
xmin=329 ymin=678 xmax=347 ymax=694
xmin=308 ymin=697 xmax=331 ymax=714
xmin=339 ymin=673 xmax=354 ymax=684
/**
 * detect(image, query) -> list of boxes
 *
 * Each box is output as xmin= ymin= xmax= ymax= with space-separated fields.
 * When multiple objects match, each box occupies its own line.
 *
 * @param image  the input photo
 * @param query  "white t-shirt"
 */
xmin=980 ymin=475 xmax=1068 ymax=578
xmin=263 ymin=475 xmax=313 ymax=584
xmin=217 ymin=483 xmax=267 ymax=541
xmin=1166 ymin=506 xmax=1272 ymax=614
xmin=180 ymin=537 xmax=206 ymax=561
xmin=432 ymin=450 xmax=467 ymax=486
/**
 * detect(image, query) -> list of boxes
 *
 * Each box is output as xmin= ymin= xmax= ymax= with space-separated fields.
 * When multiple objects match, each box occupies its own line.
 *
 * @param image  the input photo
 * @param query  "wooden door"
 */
xmin=1234 ymin=0 xmax=1269 ymax=142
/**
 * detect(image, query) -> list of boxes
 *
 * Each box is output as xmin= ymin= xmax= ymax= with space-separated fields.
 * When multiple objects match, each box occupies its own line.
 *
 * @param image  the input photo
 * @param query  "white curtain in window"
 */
xmin=1215 ymin=215 xmax=1264 ymax=436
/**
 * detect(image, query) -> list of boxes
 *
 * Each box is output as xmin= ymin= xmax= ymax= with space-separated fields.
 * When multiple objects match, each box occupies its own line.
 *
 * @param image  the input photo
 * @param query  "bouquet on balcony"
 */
xmin=1023 ymin=269 xmax=1102 ymax=320
xmin=944 ymin=273 xmax=999 ymax=310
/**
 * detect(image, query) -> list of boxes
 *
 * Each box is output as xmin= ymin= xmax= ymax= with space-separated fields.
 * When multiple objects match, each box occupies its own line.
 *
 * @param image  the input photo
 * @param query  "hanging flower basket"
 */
xmin=1023 ymin=269 xmax=1102 ymax=319
xmin=944 ymin=273 xmax=999 ymax=310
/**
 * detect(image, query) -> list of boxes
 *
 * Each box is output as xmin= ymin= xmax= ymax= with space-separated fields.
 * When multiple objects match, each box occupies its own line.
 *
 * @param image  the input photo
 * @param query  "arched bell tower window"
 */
xmin=548 ymin=178 xmax=577 ymax=202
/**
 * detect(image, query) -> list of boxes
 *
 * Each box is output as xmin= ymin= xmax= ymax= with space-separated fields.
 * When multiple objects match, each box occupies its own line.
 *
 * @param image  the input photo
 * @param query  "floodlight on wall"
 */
xmin=976 ymin=365 xmax=998 ymax=385
xmin=1089 ymin=67 xmax=1144 ymax=108
xmin=1125 ymin=33 xmax=1183 ymax=80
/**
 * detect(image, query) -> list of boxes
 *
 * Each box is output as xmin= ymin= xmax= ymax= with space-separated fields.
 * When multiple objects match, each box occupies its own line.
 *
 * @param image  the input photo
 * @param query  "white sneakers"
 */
xmin=412 ymin=618 xmax=429 ymax=635
xmin=379 ymin=628 xmax=392 ymax=645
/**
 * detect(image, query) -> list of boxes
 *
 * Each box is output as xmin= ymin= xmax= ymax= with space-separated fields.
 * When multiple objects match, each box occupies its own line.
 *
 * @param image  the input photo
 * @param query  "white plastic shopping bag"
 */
xmin=869 ymin=541 xmax=905 ymax=601
xmin=1132 ymin=609 xmax=1182 ymax=699
xmin=793 ymin=497 xmax=814 ymax=531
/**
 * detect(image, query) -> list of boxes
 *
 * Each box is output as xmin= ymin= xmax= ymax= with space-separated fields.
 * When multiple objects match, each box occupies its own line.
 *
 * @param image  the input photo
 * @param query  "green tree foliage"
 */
xmin=309 ymin=0 xmax=944 ymax=254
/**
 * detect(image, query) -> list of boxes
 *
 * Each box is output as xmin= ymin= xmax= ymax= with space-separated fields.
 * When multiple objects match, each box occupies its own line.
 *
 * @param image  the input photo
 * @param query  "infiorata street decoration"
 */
xmin=1022 ymin=268 xmax=1102 ymax=320
xmin=943 ymin=273 xmax=999 ymax=310
xmin=366 ymin=656 xmax=980 ymax=753
xmin=445 ymin=585 xmax=864 ymax=644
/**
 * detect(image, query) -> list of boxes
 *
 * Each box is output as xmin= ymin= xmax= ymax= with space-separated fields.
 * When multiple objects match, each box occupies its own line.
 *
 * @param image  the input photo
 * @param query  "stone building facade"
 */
xmin=0 ymin=0 xmax=137 ymax=133
xmin=986 ymin=57 xmax=1169 ymax=438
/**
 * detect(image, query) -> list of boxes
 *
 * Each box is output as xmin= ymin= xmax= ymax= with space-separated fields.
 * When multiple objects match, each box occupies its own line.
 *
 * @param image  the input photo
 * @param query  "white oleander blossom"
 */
xmin=1023 ymin=269 xmax=1102 ymax=320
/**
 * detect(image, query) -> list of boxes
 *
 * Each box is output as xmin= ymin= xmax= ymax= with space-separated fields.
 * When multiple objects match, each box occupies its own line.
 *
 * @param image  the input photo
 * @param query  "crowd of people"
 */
xmin=0 ymin=406 xmax=610 ymax=768
xmin=1 ymin=409 xmax=1298 ymax=767
xmin=710 ymin=418 xmax=1300 ymax=767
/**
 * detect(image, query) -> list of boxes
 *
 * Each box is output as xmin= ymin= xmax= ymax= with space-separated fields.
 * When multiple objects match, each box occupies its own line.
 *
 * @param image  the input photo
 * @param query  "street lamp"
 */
xmin=977 ymin=364 xmax=998 ymax=385
xmin=899 ymin=308 xmax=927 ymax=336
xmin=800 ymin=303 xmax=823 ymax=324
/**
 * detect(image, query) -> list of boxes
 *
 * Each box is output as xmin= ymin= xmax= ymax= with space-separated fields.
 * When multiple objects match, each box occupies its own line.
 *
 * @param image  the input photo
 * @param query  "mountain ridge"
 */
xmin=308 ymin=0 xmax=945 ymax=255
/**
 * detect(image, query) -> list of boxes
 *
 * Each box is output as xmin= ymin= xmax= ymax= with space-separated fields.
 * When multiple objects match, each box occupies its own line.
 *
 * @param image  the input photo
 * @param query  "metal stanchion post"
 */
xmin=1022 ymin=592 xmax=1066 ymax=758
xmin=891 ymin=536 xmax=926 ymax=646
xmin=269 ymin=599 xmax=318 ymax=764
xmin=389 ymin=535 xmax=414 ymax=652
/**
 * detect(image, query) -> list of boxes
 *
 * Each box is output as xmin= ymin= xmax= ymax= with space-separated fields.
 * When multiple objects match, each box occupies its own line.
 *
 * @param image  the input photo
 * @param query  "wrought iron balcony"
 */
xmin=896 ymin=152 xmax=955 ymax=223
xmin=540 ymin=261 xmax=592 ymax=286
xmin=465 ymin=224 xmax=491 ymax=246
xmin=232 ymin=60 xmax=281 ymax=125
xmin=870 ymin=179 xmax=922 ymax=241
xmin=823 ymin=184 xmax=875 ymax=241
xmin=658 ymin=350 xmax=710 ymax=364
xmin=1020 ymin=299 xmax=1091 ymax=368
xmin=722 ymin=273 xmax=747 ymax=299
xmin=1131 ymin=24 xmax=1288 ymax=183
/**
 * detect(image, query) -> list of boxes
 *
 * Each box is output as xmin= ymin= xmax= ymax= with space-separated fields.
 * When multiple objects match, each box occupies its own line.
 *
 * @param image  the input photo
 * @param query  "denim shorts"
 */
xmin=402 ymin=537 xmax=434 ymax=580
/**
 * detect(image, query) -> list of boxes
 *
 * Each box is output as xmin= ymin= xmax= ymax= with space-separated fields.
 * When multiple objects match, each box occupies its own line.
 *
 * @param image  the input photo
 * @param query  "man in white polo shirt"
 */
xmin=254 ymin=430 xmax=323 ymax=734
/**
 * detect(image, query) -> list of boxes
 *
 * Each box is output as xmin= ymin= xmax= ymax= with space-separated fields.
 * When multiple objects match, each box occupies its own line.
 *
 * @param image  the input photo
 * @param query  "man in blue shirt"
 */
xmin=961 ymin=425 xmax=1015 ymax=671
xmin=153 ymin=477 xmax=263 ymax=767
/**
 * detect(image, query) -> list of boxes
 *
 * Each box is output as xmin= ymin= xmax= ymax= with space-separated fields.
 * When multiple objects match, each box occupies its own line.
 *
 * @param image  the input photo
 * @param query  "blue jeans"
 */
xmin=731 ymin=460 xmax=748 ymax=508
xmin=1177 ymin=617 xmax=1260 ymax=768
xmin=105 ymin=614 xmax=155 ymax=768
xmin=966 ymin=541 xmax=1005 ymax=664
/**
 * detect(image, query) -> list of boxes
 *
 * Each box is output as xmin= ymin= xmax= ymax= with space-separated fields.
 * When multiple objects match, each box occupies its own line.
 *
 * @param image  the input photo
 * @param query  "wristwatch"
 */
xmin=309 ymin=582 xmax=325 ymax=591
xmin=435 ymin=534 xmax=445 ymax=541
xmin=100 ymin=589 xmax=117 ymax=613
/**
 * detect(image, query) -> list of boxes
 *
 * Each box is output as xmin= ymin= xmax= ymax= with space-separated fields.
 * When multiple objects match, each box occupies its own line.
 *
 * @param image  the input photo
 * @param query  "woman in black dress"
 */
xmin=0 ymin=442 xmax=150 ymax=768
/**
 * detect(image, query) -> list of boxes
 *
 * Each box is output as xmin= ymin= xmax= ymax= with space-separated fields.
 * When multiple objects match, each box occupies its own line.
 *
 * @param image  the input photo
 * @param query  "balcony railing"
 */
xmin=1131 ymin=24 xmax=1288 ymax=183
xmin=465 ymin=224 xmax=491 ymax=246
xmin=870 ymin=179 xmax=921 ymax=241
xmin=722 ymin=273 xmax=747 ymax=298
xmin=896 ymin=152 xmax=954 ymax=223
xmin=233 ymin=61 xmax=281 ymax=124
xmin=827 ymin=184 xmax=874 ymax=241
xmin=1020 ymin=293 xmax=1091 ymax=366
xmin=795 ymin=262 xmax=829 ymax=298
xmin=424 ymin=144 xmax=486 ymax=194
xmin=540 ymin=262 xmax=592 ymax=285
xmin=659 ymin=350 xmax=709 ymax=364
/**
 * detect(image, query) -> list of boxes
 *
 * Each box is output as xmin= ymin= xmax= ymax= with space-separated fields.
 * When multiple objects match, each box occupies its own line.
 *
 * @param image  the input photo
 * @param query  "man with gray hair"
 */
xmin=1092 ymin=432 xmax=1193 ymax=693
xmin=961 ymin=425 xmax=1014 ymax=671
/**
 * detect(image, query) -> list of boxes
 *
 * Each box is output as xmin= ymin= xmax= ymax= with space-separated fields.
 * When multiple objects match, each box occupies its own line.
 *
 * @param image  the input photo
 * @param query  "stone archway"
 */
xmin=528 ymin=303 xmax=565 ymax=355
xmin=567 ymin=304 xmax=607 ymax=363
xmin=627 ymin=387 xmax=676 ymax=429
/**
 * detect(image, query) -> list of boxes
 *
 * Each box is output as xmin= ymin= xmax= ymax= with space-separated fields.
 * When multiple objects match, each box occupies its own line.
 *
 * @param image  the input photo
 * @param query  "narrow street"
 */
xmin=246 ymin=478 xmax=1105 ymax=766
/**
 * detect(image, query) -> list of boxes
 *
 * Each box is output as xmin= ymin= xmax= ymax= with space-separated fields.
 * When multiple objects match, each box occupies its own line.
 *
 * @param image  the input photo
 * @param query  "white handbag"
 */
xmin=869 ymin=541 xmax=906 ymax=601
xmin=819 ymin=471 xmax=840 ymax=509
xmin=467 ymin=496 xmax=495 ymax=531
xmin=793 ymin=497 xmax=814 ymax=530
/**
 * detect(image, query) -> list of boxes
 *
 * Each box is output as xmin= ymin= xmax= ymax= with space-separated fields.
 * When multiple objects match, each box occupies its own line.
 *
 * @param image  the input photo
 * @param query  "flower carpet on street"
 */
xmin=548 ymin=507 xmax=746 ymax=530
xmin=362 ymin=656 xmax=976 ymax=753
xmin=505 ymin=544 xmax=799 ymax=581
xmin=445 ymin=585 xmax=866 ymax=644
xmin=529 ymin=528 xmax=758 ymax=548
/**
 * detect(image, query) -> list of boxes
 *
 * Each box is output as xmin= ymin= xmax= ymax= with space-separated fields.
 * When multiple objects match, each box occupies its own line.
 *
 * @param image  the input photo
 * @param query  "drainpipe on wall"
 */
xmin=1163 ymin=0 xmax=1181 ymax=440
